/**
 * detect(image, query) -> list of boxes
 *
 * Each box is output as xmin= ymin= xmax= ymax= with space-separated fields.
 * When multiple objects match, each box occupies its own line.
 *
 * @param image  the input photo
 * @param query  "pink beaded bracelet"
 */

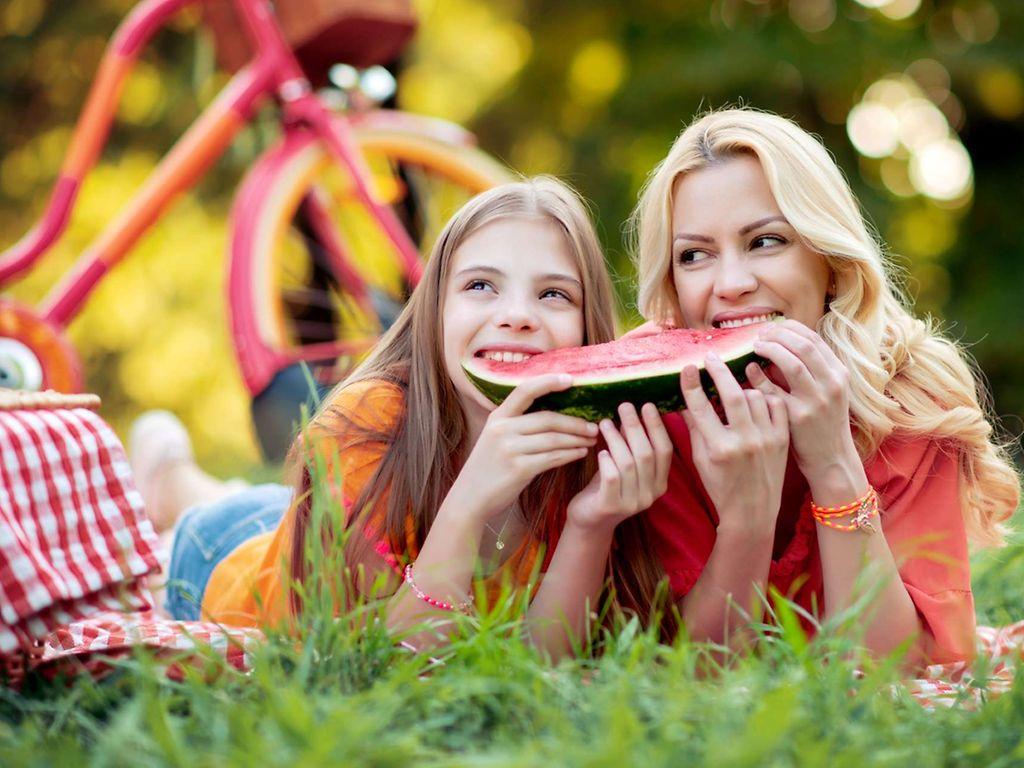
xmin=403 ymin=563 xmax=472 ymax=614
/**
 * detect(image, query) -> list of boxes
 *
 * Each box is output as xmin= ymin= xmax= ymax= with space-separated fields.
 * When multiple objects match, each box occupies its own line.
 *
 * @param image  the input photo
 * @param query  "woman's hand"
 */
xmin=567 ymin=403 xmax=673 ymax=532
xmin=458 ymin=374 xmax=599 ymax=517
xmin=747 ymin=319 xmax=858 ymax=479
xmin=681 ymin=352 xmax=789 ymax=534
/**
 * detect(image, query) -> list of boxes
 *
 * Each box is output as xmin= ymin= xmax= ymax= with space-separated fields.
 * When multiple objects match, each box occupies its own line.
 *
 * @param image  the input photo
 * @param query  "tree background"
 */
xmin=1 ymin=0 xmax=1021 ymax=472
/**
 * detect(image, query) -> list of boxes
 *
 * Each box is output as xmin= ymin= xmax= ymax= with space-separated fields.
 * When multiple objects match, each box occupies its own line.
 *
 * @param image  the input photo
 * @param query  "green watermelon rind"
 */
xmin=463 ymin=341 xmax=767 ymax=422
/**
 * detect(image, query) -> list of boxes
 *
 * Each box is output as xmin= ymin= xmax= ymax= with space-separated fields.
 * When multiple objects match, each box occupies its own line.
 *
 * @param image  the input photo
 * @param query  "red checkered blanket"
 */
xmin=0 ymin=393 xmax=262 ymax=687
xmin=903 ymin=621 xmax=1024 ymax=708
xmin=0 ymin=403 xmax=161 ymax=655
xmin=34 ymin=610 xmax=264 ymax=681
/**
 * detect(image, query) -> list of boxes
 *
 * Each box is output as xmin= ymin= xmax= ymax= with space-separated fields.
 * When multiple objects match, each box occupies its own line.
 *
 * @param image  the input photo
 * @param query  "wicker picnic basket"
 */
xmin=203 ymin=0 xmax=417 ymax=86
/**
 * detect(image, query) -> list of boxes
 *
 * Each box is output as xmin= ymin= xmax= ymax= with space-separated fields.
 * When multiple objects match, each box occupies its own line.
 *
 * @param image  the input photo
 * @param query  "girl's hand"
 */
xmin=681 ymin=352 xmax=789 ymax=534
xmin=566 ymin=403 xmax=672 ymax=533
xmin=460 ymin=374 xmax=599 ymax=517
xmin=747 ymin=320 xmax=857 ymax=478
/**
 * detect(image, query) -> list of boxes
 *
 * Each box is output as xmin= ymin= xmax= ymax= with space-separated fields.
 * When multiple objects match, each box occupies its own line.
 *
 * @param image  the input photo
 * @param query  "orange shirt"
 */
xmin=201 ymin=379 xmax=543 ymax=628
xmin=646 ymin=414 xmax=975 ymax=664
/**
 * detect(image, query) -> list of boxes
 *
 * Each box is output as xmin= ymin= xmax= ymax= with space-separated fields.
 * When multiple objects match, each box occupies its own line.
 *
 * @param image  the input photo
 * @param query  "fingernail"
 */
xmin=753 ymin=340 xmax=764 ymax=350
xmin=706 ymin=351 xmax=720 ymax=362
xmin=587 ymin=422 xmax=599 ymax=435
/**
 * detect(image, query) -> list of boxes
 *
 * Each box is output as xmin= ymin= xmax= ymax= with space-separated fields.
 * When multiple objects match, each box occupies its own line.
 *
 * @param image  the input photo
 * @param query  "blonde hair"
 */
xmin=631 ymin=108 xmax=1018 ymax=549
xmin=294 ymin=176 xmax=674 ymax=635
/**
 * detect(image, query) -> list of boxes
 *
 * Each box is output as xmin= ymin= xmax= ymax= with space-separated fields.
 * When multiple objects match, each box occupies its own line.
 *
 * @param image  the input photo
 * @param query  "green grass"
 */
xmin=5 ymin=501 xmax=1024 ymax=767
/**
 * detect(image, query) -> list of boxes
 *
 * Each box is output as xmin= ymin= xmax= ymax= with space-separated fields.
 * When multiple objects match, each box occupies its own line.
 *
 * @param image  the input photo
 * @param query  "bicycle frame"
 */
xmin=0 ymin=0 xmax=425 ymax=329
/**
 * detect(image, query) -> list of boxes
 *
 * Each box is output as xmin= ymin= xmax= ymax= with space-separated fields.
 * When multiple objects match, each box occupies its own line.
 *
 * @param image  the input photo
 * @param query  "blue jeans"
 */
xmin=165 ymin=483 xmax=292 ymax=621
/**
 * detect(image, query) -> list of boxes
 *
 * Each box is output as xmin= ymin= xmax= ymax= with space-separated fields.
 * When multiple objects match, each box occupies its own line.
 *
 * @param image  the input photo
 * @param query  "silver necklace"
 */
xmin=485 ymin=502 xmax=517 ymax=551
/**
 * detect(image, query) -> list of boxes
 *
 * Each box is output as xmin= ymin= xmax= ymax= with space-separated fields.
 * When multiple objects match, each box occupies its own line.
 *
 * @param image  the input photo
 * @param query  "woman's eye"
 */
xmin=676 ymin=249 xmax=710 ymax=266
xmin=751 ymin=234 xmax=786 ymax=249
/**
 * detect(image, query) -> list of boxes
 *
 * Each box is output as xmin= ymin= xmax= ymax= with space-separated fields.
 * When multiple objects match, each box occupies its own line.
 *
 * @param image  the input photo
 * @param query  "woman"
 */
xmin=630 ymin=108 xmax=1019 ymax=664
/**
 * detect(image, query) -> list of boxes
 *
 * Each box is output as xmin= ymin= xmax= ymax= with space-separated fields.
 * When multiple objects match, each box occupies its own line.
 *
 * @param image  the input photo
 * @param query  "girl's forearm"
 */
xmin=385 ymin=481 xmax=487 ymax=646
xmin=525 ymin=520 xmax=615 ymax=660
xmin=680 ymin=519 xmax=775 ymax=647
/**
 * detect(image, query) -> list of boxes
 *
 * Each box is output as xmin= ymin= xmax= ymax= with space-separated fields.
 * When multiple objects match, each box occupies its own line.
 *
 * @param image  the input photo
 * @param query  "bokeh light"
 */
xmin=909 ymin=139 xmax=973 ymax=201
xmin=878 ymin=0 xmax=921 ymax=21
xmin=847 ymin=69 xmax=972 ymax=205
xmin=789 ymin=0 xmax=836 ymax=34
xmin=976 ymin=67 xmax=1024 ymax=121
xmin=952 ymin=0 xmax=999 ymax=44
xmin=0 ymin=0 xmax=44 ymax=36
xmin=846 ymin=102 xmax=899 ymax=158
xmin=894 ymin=98 xmax=947 ymax=151
xmin=852 ymin=0 xmax=920 ymax=17
xmin=568 ymin=39 xmax=627 ymax=108
xmin=879 ymin=157 xmax=915 ymax=197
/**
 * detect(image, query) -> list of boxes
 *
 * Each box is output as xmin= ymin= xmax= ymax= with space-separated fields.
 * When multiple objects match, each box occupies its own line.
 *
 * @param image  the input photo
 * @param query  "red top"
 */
xmin=647 ymin=413 xmax=975 ymax=664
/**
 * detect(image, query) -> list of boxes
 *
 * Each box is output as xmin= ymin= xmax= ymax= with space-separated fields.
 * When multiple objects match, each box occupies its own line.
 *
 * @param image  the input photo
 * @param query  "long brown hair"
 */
xmin=291 ymin=176 xmax=676 ymax=637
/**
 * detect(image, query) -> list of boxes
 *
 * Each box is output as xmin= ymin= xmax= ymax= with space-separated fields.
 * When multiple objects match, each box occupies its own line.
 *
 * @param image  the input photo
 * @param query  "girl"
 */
xmin=153 ymin=176 xmax=673 ymax=657
xmin=631 ymin=108 xmax=1019 ymax=665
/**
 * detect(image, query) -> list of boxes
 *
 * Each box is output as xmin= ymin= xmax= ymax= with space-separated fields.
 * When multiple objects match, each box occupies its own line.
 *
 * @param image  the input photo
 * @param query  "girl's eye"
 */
xmin=465 ymin=279 xmax=494 ymax=292
xmin=540 ymin=288 xmax=573 ymax=302
xmin=751 ymin=234 xmax=786 ymax=249
xmin=676 ymin=249 xmax=710 ymax=266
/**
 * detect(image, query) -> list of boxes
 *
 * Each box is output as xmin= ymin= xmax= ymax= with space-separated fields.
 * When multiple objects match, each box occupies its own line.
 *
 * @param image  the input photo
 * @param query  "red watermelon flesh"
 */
xmin=463 ymin=321 xmax=774 ymax=421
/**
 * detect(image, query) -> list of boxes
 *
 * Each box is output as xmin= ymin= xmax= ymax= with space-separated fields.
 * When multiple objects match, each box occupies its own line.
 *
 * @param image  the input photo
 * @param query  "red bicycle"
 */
xmin=0 ymin=0 xmax=511 ymax=458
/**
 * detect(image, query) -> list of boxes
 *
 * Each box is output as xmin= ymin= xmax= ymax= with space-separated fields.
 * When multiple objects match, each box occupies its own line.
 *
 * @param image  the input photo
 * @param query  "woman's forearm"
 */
xmin=807 ymin=454 xmax=922 ymax=661
xmin=680 ymin=520 xmax=776 ymax=647
xmin=816 ymin=523 xmax=923 ymax=661
xmin=525 ymin=520 xmax=615 ymax=660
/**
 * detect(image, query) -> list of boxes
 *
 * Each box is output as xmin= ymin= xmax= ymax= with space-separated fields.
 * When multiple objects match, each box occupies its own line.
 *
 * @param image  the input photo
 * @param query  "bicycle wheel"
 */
xmin=228 ymin=115 xmax=512 ymax=458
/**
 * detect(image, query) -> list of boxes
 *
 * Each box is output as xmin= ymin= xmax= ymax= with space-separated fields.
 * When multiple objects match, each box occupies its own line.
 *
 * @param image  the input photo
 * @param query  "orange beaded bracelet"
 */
xmin=811 ymin=487 xmax=878 ymax=533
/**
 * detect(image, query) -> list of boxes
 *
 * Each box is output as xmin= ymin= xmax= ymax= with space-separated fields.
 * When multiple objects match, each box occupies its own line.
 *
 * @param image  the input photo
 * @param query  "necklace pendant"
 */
xmin=495 ymin=540 xmax=505 ymax=551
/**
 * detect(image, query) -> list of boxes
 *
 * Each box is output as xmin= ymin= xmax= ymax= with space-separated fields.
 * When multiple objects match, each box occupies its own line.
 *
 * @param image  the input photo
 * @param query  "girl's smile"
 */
xmin=442 ymin=216 xmax=585 ymax=427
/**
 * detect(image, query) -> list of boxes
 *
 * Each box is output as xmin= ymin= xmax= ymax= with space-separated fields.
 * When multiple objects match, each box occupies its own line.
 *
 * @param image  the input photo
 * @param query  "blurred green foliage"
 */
xmin=1 ymin=0 xmax=1022 ymax=470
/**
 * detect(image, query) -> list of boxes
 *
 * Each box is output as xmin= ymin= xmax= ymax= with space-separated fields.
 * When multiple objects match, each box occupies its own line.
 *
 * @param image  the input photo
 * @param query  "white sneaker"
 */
xmin=128 ymin=410 xmax=194 ymax=531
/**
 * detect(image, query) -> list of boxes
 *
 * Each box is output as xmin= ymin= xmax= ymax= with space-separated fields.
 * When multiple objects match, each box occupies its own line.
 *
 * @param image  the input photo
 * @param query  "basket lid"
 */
xmin=0 ymin=389 xmax=101 ymax=412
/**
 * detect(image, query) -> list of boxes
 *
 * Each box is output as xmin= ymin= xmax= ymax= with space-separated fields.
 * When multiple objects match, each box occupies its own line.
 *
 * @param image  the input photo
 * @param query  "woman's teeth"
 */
xmin=715 ymin=312 xmax=781 ymax=329
xmin=481 ymin=350 xmax=533 ymax=363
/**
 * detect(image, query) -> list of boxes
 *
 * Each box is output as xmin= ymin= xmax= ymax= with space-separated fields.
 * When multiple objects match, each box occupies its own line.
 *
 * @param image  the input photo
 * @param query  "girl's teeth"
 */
xmin=483 ymin=351 xmax=532 ymax=363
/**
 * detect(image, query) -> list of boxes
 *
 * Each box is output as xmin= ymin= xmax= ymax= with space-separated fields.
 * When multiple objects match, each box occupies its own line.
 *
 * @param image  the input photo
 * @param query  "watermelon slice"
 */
xmin=463 ymin=321 xmax=775 ymax=422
